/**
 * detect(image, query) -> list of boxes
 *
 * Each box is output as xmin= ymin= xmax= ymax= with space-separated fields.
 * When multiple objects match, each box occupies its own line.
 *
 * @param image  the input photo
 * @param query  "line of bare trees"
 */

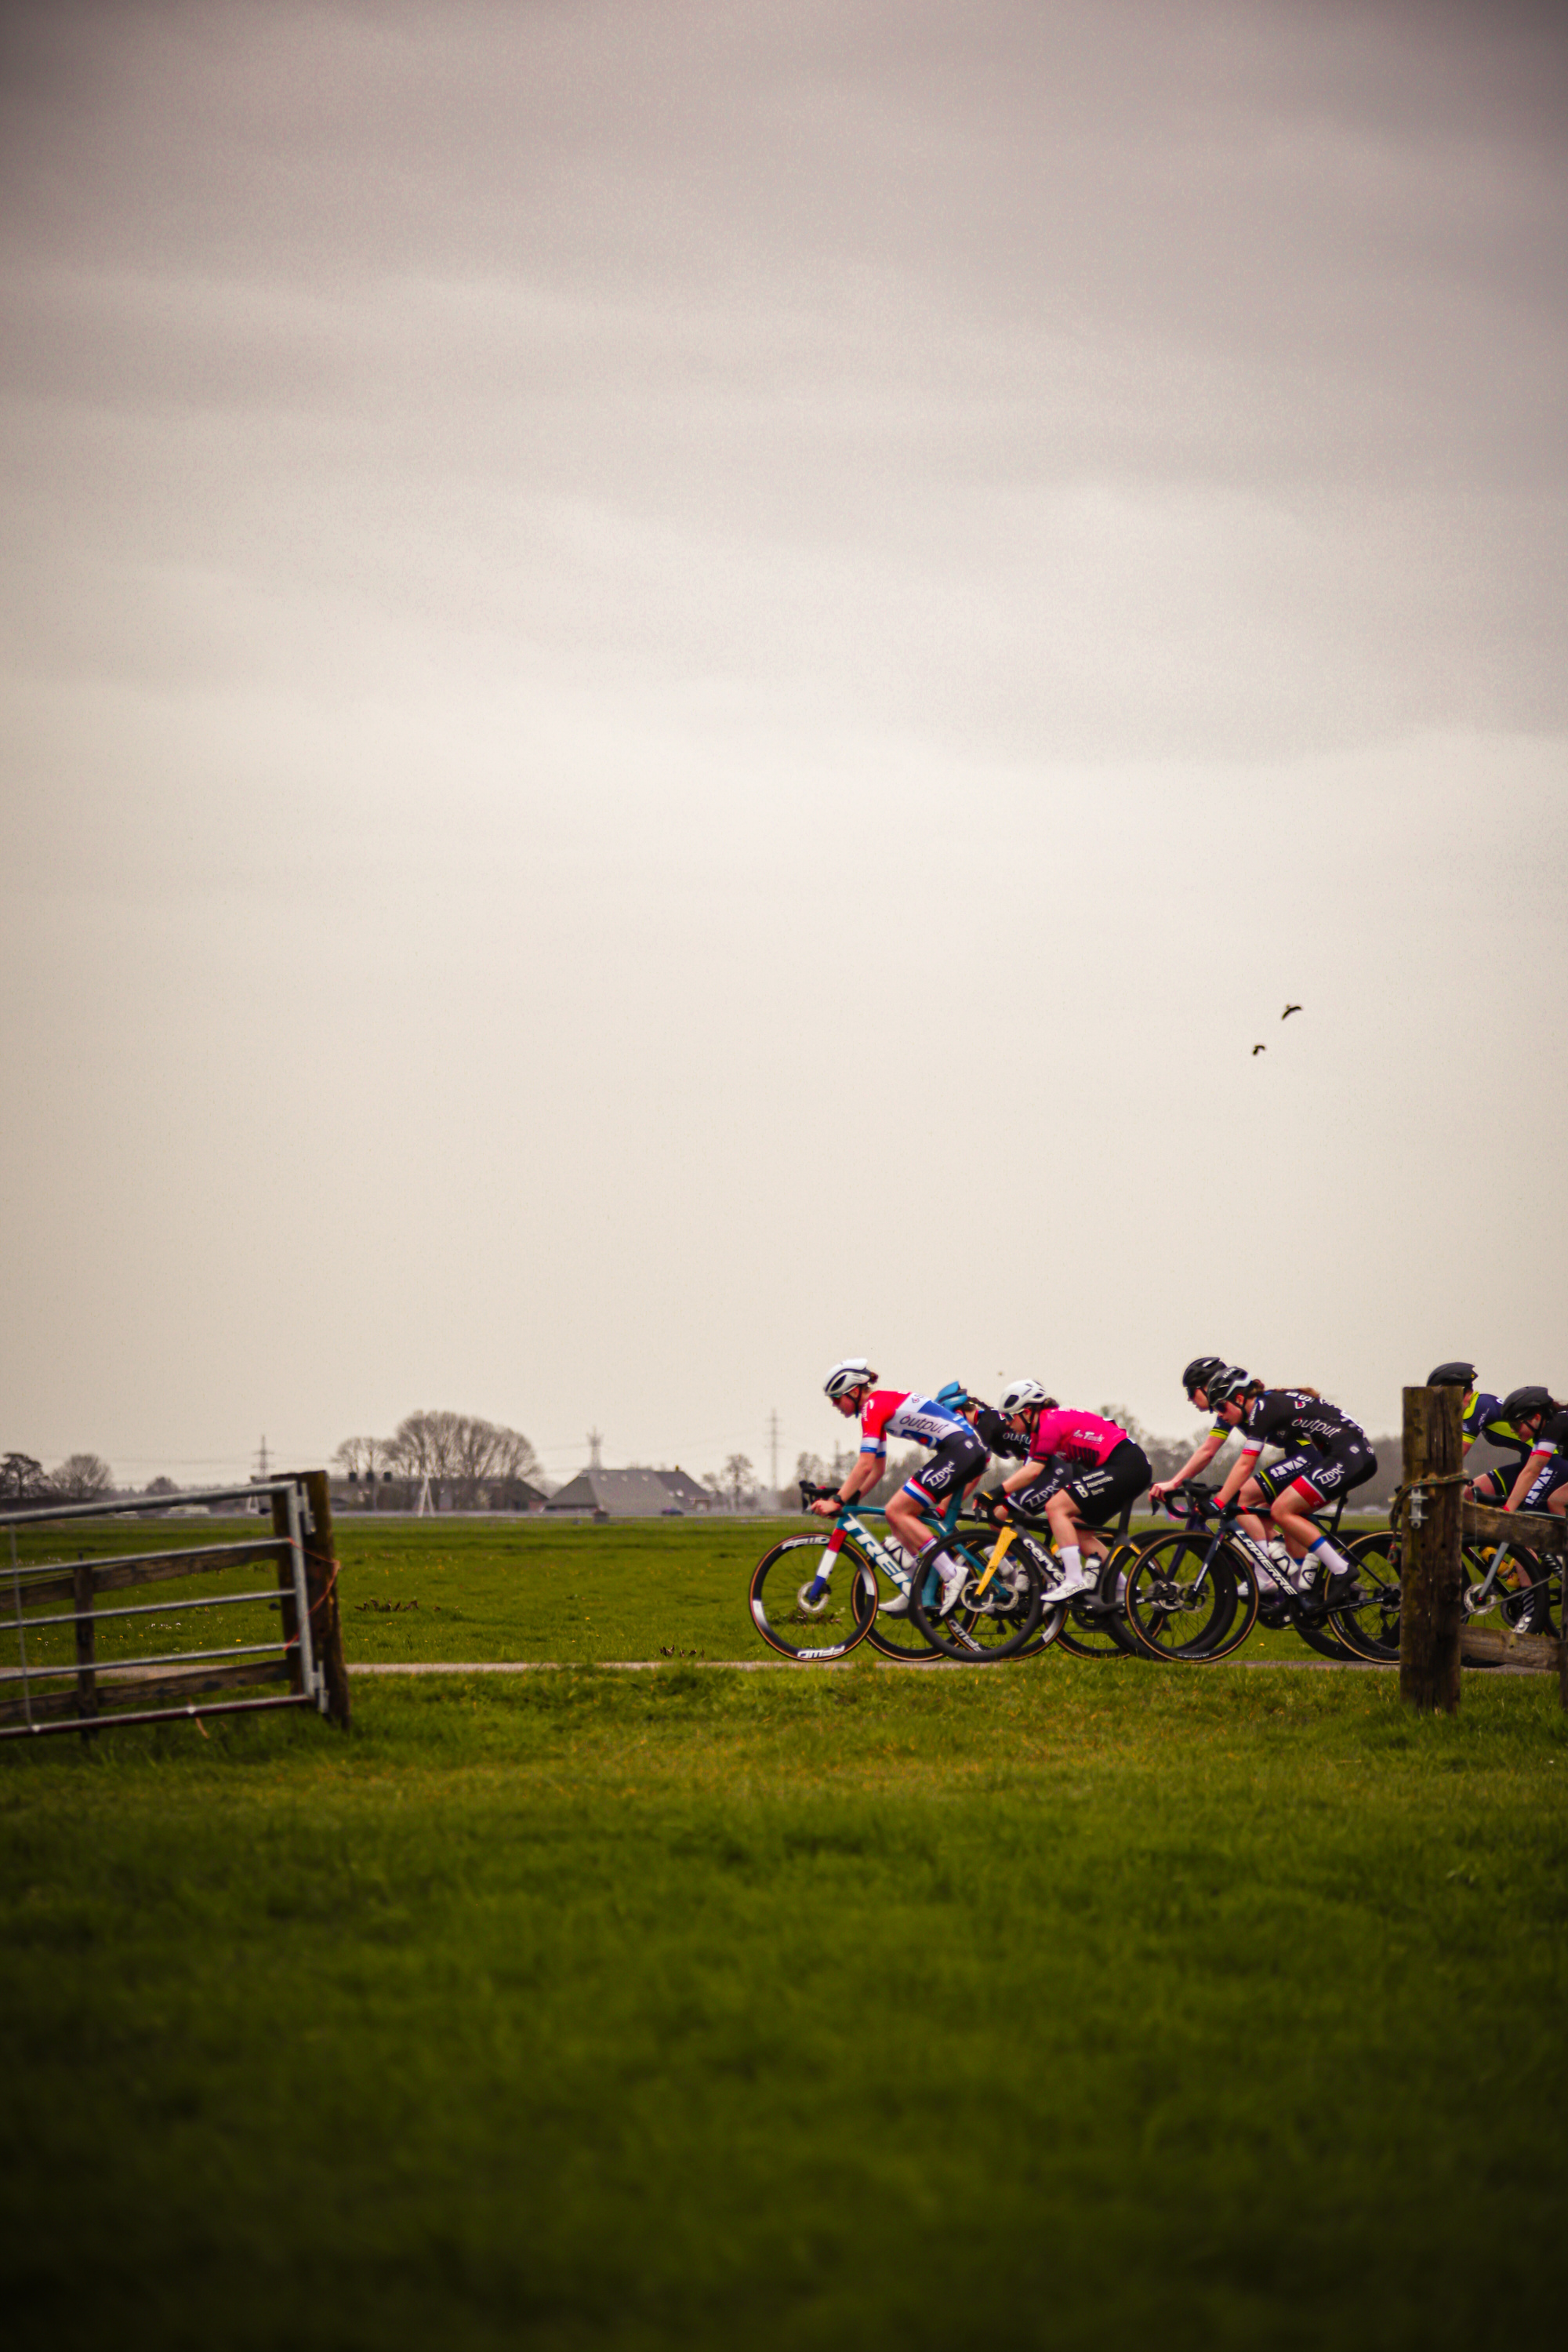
xmin=333 ymin=1412 xmax=543 ymax=1510
xmin=1 ymin=1450 xmax=115 ymax=1505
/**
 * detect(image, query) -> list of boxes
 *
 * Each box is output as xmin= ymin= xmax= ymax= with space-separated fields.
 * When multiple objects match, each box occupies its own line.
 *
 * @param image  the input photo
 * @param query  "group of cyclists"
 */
xmin=811 ymin=1357 xmax=1567 ymax=1614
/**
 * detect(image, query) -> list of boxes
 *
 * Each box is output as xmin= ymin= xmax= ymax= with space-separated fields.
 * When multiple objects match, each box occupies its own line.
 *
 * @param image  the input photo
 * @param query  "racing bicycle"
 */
xmin=949 ymin=1481 xmax=1145 ymax=1661
xmin=748 ymin=1483 xmax=1048 ymax=1664
xmin=1121 ymin=1483 xmax=1373 ymax=1664
xmin=1328 ymin=1517 xmax=1561 ymax=1666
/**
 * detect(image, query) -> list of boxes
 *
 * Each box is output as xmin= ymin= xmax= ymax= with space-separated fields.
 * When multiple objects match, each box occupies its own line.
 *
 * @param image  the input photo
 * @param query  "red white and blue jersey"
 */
xmin=858 ymin=1390 xmax=971 ymax=1459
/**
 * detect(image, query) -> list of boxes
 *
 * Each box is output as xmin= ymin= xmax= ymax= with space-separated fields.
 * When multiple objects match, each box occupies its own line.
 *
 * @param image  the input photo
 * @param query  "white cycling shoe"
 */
xmin=879 ymin=1588 xmax=911 ymax=1617
xmin=937 ymin=1565 xmax=971 ymax=1618
xmin=1049 ymin=1563 xmax=1098 ymax=1602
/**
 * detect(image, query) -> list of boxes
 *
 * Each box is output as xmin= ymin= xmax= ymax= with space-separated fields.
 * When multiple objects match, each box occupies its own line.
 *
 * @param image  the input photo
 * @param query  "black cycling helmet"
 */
xmin=1427 ymin=1361 xmax=1476 ymax=1388
xmin=1205 ymin=1364 xmax=1254 ymax=1410
xmin=1182 ymin=1356 xmax=1226 ymax=1397
xmin=1501 ymin=1385 xmax=1555 ymax=1425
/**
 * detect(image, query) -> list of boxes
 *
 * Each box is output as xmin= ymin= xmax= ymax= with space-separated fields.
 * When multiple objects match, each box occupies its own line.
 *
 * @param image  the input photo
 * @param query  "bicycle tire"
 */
xmin=1123 ymin=1530 xmax=1258 ymax=1662
xmin=747 ymin=1532 xmax=874 ymax=1663
xmin=1331 ymin=1530 xmax=1402 ymax=1663
xmin=1461 ymin=1541 xmax=1560 ymax=1642
xmin=1052 ymin=1542 xmax=1142 ymax=1660
xmin=852 ymin=1545 xmax=947 ymax=1665
xmin=993 ymin=1524 xmax=1080 ymax=1661
xmin=906 ymin=1529 xmax=1045 ymax=1663
xmin=1291 ymin=1614 xmax=1364 ymax=1664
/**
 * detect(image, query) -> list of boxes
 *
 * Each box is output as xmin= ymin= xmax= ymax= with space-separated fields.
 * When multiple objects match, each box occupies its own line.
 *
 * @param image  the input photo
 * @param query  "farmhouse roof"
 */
xmin=545 ymin=1468 xmax=681 ymax=1517
xmin=654 ymin=1466 xmax=711 ymax=1508
xmin=502 ymin=1478 xmax=550 ymax=1510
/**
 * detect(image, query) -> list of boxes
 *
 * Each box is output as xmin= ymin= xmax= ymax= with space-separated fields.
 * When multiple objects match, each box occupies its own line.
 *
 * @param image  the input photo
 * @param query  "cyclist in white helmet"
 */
xmin=813 ymin=1359 xmax=988 ymax=1616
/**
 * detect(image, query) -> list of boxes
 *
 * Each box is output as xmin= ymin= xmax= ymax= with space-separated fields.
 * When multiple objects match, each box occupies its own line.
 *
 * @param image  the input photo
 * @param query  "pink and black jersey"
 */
xmin=1027 ymin=1408 xmax=1130 ymax=1469
xmin=858 ymin=1390 xmax=971 ymax=1458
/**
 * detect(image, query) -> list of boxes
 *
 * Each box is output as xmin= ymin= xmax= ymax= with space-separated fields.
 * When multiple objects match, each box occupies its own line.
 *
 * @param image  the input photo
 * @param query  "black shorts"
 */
xmin=1253 ymin=1441 xmax=1377 ymax=1507
xmin=903 ymin=1428 xmax=987 ymax=1512
xmin=1523 ymin=1457 xmax=1568 ymax=1513
xmin=1062 ymin=1439 xmax=1150 ymax=1529
xmin=1004 ymin=1457 xmax=1074 ymax=1518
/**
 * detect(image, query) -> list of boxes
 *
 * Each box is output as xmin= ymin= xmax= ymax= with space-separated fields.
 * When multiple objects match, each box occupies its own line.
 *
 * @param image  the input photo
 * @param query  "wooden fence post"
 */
xmin=1399 ymin=1384 xmax=1464 ymax=1713
xmin=301 ymin=1470 xmax=350 ymax=1730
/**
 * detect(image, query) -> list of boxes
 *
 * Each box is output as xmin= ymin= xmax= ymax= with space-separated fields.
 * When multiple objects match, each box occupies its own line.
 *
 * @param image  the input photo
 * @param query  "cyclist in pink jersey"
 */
xmin=989 ymin=1381 xmax=1150 ymax=1600
xmin=814 ymin=1359 xmax=988 ymax=1615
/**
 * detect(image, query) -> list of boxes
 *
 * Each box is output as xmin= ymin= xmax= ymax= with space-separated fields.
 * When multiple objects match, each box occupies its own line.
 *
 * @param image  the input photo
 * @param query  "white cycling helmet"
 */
xmin=999 ymin=1376 xmax=1050 ymax=1417
xmin=824 ymin=1357 xmax=877 ymax=1400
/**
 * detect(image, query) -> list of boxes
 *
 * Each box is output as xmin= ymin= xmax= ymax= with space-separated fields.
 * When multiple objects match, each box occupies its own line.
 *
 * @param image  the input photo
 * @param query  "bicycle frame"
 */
xmin=801 ymin=1483 xmax=1025 ymax=1631
xmin=812 ymin=1489 xmax=975 ymax=1603
xmin=1160 ymin=1486 xmax=1347 ymax=1600
xmin=1462 ymin=1538 xmax=1556 ymax=1617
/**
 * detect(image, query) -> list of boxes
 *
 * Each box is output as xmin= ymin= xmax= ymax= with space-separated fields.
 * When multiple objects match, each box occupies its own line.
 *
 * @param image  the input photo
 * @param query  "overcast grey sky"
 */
xmin=2 ymin=0 xmax=1564 ymax=1489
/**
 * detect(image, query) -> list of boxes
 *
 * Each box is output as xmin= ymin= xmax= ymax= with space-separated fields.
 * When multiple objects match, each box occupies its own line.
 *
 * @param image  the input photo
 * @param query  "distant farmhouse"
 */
xmin=546 ymin=1465 xmax=711 ymax=1518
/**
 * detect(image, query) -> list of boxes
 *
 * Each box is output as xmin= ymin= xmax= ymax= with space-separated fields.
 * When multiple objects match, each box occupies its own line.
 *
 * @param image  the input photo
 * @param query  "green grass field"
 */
xmin=3 ymin=1519 xmax=1564 ymax=2349
xmin=2 ymin=1508 xmax=1396 ymax=1679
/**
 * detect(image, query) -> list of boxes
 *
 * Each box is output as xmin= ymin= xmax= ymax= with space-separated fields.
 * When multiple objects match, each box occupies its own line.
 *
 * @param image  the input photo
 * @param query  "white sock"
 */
xmin=1308 ymin=1535 xmax=1349 ymax=1575
xmin=1059 ymin=1544 xmax=1082 ymax=1580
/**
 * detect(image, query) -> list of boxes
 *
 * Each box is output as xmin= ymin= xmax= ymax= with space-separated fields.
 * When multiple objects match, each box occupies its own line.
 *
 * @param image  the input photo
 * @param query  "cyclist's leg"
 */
xmin=1076 ymin=1443 xmax=1151 ymax=1561
xmin=1265 ymin=1446 xmax=1371 ymax=1578
xmin=884 ymin=1486 xmax=926 ymax=1555
xmin=890 ymin=1430 xmax=987 ymax=1606
xmin=1046 ymin=1445 xmax=1149 ymax=1588
xmin=1252 ymin=1455 xmax=1330 ymax=1584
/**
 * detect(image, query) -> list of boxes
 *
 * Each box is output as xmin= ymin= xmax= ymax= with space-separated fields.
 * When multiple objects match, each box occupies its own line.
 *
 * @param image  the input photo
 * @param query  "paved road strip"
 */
xmin=347 ymin=1657 xmax=1412 ymax=1676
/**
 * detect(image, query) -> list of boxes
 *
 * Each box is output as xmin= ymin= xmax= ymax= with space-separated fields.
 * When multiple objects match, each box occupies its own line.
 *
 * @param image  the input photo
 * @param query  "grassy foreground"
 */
xmin=3 ymin=1659 xmax=1565 ymax=2351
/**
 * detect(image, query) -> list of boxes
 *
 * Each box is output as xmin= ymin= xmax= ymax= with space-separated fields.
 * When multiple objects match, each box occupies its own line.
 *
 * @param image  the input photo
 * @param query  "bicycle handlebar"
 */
xmin=1158 ymin=1481 xmax=1224 ymax=1524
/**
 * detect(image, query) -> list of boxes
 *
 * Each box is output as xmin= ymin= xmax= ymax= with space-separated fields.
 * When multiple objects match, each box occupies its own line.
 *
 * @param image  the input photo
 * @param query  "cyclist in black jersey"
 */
xmin=1151 ymin=1357 xmax=1279 ymax=1556
xmin=1497 ymin=1388 xmax=1568 ymax=1522
xmin=1205 ymin=1368 xmax=1377 ymax=1595
xmin=1427 ymin=1362 xmax=1536 ymax=1504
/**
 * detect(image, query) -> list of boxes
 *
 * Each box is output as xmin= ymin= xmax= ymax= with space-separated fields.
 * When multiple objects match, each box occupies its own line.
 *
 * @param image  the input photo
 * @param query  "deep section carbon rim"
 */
xmin=906 ymin=1530 xmax=1044 ymax=1662
xmin=747 ymin=1532 xmax=873 ymax=1663
xmin=1122 ymin=1531 xmax=1254 ymax=1661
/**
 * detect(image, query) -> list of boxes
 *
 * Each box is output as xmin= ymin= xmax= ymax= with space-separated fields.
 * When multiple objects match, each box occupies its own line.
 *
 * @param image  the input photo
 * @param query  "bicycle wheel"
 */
xmin=1290 ymin=1613 xmax=1364 ymax=1664
xmin=996 ymin=1525 xmax=1076 ymax=1661
xmin=1054 ymin=1541 xmax=1145 ymax=1660
xmin=1332 ymin=1530 xmax=1402 ymax=1664
xmin=1123 ymin=1532 xmax=1257 ymax=1662
xmin=748 ymin=1532 xmax=873 ymax=1663
xmin=906 ymin=1529 xmax=1044 ymax=1663
xmin=1462 ymin=1541 xmax=1559 ymax=1640
xmin=852 ymin=1541 xmax=947 ymax=1665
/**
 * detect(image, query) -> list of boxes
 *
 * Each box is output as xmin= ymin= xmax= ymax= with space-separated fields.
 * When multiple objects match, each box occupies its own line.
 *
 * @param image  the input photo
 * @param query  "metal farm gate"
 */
xmin=1 ymin=1471 xmax=350 ymax=1740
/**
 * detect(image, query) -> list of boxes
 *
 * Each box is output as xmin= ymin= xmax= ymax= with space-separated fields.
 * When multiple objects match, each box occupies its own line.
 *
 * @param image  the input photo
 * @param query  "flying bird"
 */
xmin=1251 ymin=1044 xmax=1266 ymax=1056
xmin=1281 ymin=1003 xmax=1302 ymax=1020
